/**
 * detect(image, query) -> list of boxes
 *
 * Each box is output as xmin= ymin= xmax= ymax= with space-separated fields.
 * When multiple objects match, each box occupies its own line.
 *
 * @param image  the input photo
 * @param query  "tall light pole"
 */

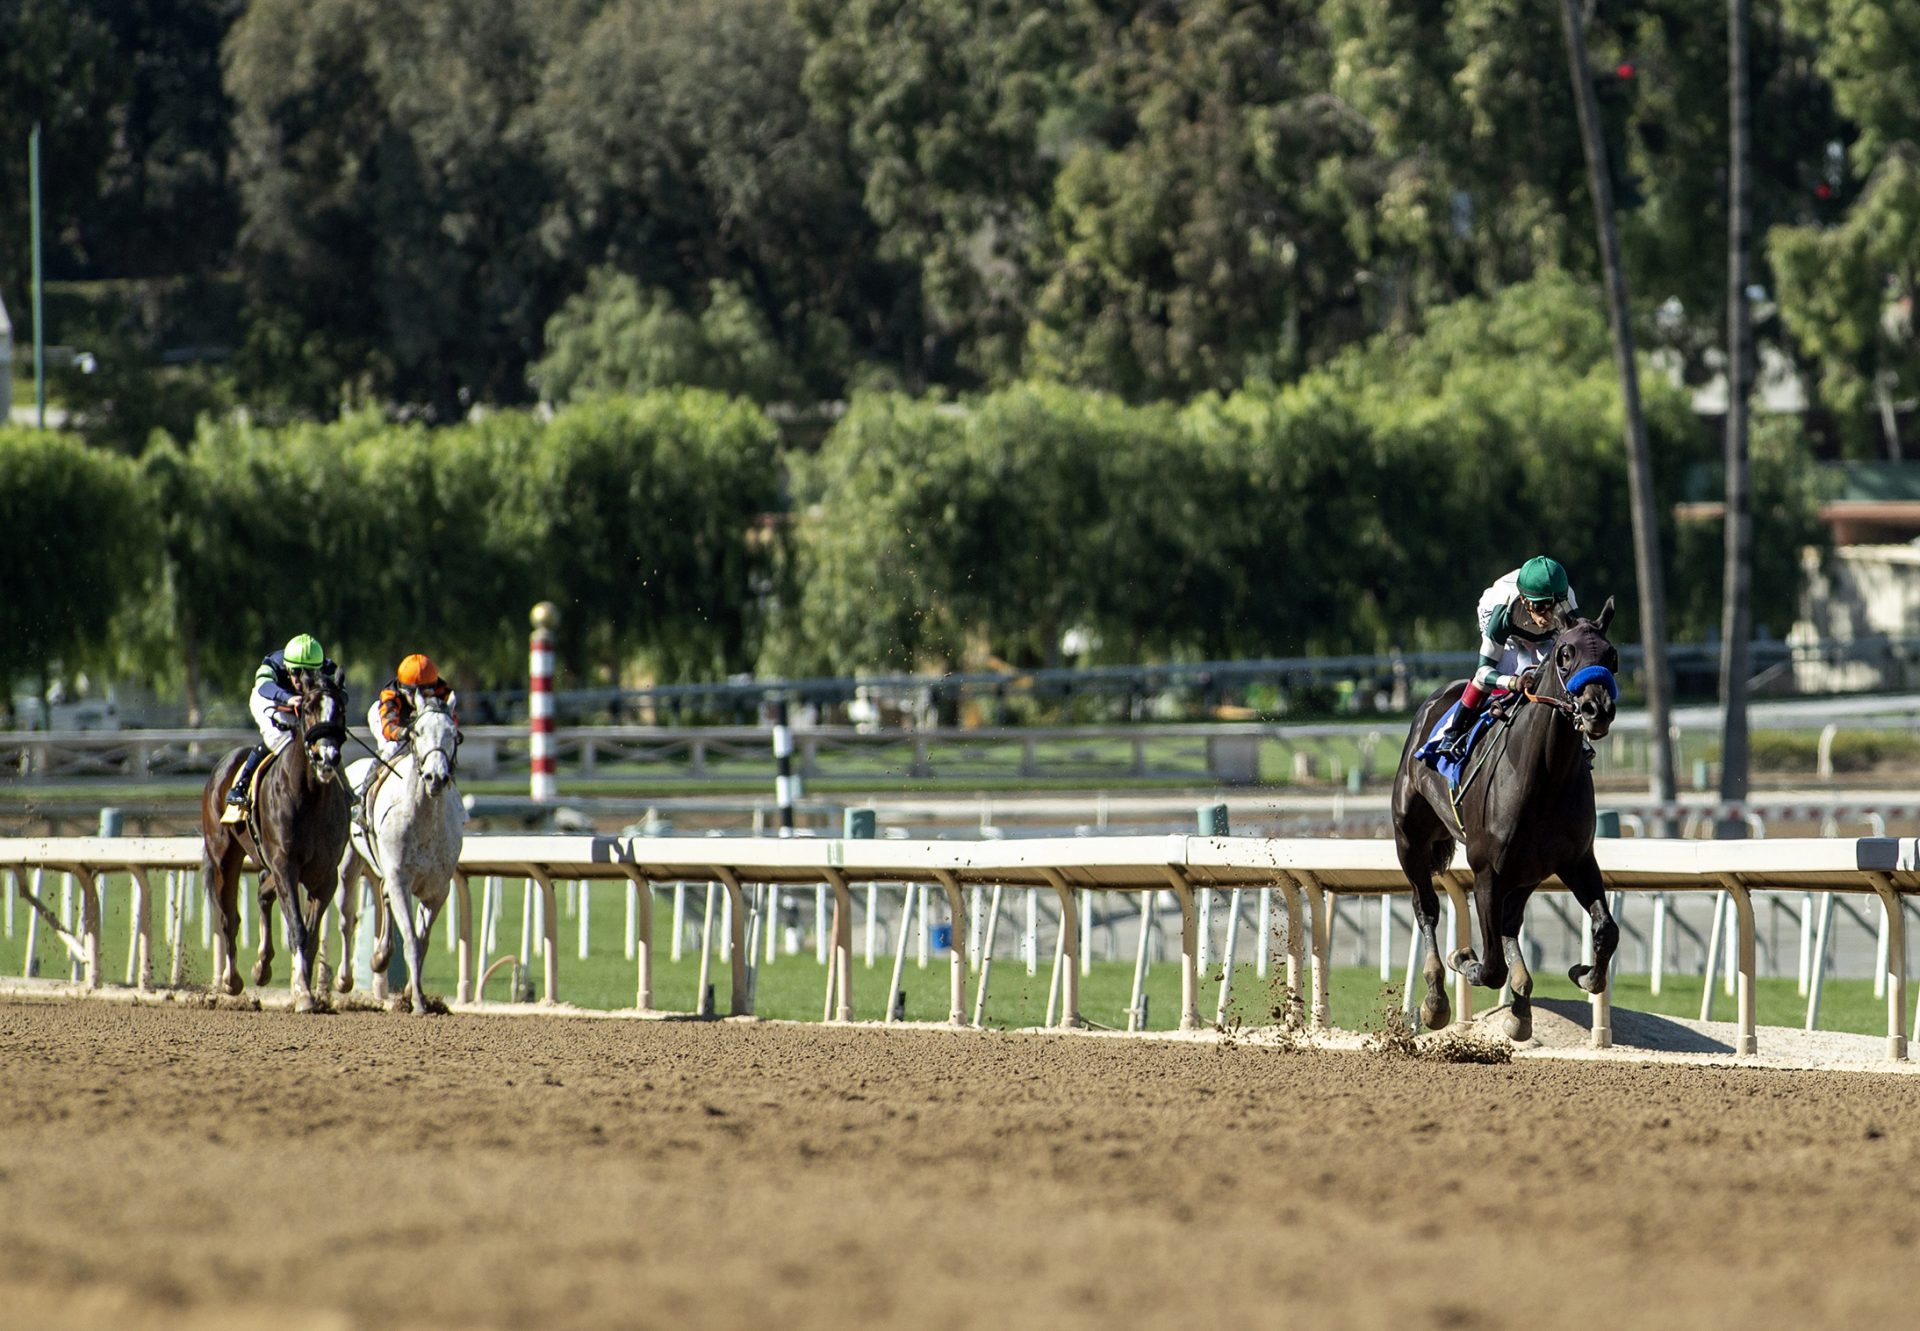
xmin=29 ymin=122 xmax=44 ymax=429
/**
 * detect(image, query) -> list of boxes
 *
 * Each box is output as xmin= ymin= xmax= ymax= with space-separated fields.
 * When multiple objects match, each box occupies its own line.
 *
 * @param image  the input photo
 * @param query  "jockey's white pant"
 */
xmin=249 ymin=691 xmax=295 ymax=754
xmin=366 ymin=702 xmax=407 ymax=764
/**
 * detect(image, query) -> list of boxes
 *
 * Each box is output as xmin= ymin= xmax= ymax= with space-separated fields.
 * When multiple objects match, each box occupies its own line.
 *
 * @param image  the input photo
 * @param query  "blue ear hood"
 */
xmin=1566 ymin=664 xmax=1619 ymax=700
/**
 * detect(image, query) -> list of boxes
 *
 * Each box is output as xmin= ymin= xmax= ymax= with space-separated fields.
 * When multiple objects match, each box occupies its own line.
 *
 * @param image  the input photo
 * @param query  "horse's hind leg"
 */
xmin=1563 ymin=852 xmax=1618 ymax=994
xmin=1395 ymin=825 xmax=1451 ymax=1031
xmin=1499 ymin=889 xmax=1536 ymax=1042
xmin=203 ymin=849 xmax=244 ymax=997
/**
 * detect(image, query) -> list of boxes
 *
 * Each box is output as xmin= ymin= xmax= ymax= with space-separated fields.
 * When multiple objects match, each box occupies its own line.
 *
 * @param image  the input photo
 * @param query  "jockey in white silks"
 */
xmin=223 ymin=632 xmax=339 ymax=821
xmin=1427 ymin=555 xmax=1579 ymax=760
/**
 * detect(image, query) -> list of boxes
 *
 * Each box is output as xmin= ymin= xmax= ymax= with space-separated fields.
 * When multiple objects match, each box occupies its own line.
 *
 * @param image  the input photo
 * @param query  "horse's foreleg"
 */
xmin=251 ymin=876 xmax=276 ymax=988
xmin=1562 ymin=853 xmax=1617 ymax=994
xmin=335 ymin=860 xmax=359 ymax=995
xmin=1449 ymin=866 xmax=1508 ymax=992
xmin=1500 ymin=935 xmax=1535 ymax=1041
xmin=385 ymin=877 xmax=427 ymax=1014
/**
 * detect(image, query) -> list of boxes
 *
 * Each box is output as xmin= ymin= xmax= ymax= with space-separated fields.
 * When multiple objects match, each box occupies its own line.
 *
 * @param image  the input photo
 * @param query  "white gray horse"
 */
xmin=336 ymin=698 xmax=465 ymax=1013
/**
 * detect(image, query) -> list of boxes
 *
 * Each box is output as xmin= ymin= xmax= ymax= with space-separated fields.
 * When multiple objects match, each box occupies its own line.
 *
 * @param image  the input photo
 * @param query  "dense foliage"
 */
xmin=0 ymin=0 xmax=1883 ymax=706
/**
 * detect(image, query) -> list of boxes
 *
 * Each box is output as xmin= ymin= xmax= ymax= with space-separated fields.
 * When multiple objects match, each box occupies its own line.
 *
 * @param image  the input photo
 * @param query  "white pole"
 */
xmin=1805 ymin=892 xmax=1836 ymax=1031
xmin=1723 ymin=895 xmax=1738 ymax=996
xmin=1700 ymin=891 xmax=1728 ymax=1021
xmin=696 ymin=883 xmax=716 ymax=1016
xmin=1079 ymin=887 xmax=1092 ymax=977
xmin=1044 ymin=907 xmax=1067 ymax=1029
xmin=1197 ymin=888 xmax=1213 ymax=973
xmin=169 ymin=871 xmax=186 ymax=987
xmin=1877 ymin=897 xmax=1892 ymax=1000
xmin=972 ymin=884 xmax=1004 ymax=1027
xmin=1789 ymin=887 xmax=1804 ymax=991
xmin=1025 ymin=888 xmax=1038 ymax=976
xmin=1215 ymin=888 xmax=1244 ymax=1025
xmin=63 ymin=873 xmax=77 ymax=982
xmin=3 ymin=864 xmax=12 ymax=937
xmin=519 ymin=878 xmax=534 ymax=972
xmin=23 ymin=869 xmax=41 ymax=977
xmin=1127 ymin=891 xmax=1153 ymax=1032
xmin=765 ymin=889 xmax=781 ymax=963
xmin=671 ymin=883 xmax=686 ymax=963
xmin=814 ymin=884 xmax=828 ymax=964
xmin=1650 ymin=894 xmax=1667 ymax=996
xmin=917 ymin=893 xmax=929 ymax=969
xmin=578 ymin=880 xmax=591 ymax=961
xmin=1256 ymin=888 xmax=1271 ymax=980
xmin=625 ymin=878 xmax=638 ymax=962
xmin=864 ymin=884 xmax=877 ymax=968
xmin=1378 ymin=895 xmax=1393 ymax=981
xmin=884 ymin=884 xmax=917 ymax=1024
xmin=198 ymin=865 xmax=211 ymax=950
xmin=720 ymin=888 xmax=732 ymax=964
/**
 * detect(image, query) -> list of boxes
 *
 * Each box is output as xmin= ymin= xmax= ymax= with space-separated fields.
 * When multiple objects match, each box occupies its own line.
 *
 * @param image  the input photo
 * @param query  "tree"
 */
xmin=1720 ymin=0 xmax=1756 ymax=807
xmin=0 ymin=429 xmax=154 ymax=708
xmin=538 ymin=0 xmax=899 ymax=399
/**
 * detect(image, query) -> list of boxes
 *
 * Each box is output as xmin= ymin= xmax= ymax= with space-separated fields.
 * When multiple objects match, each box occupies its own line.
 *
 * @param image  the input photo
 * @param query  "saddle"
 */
xmin=1414 ymin=691 xmax=1521 ymax=795
xmin=218 ymin=747 xmax=284 ymax=825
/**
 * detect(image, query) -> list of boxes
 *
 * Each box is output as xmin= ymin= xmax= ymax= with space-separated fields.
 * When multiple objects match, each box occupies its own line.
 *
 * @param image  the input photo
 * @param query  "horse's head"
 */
xmin=295 ymin=674 xmax=347 ymax=782
xmin=1550 ymin=596 xmax=1620 ymax=740
xmin=410 ymin=697 xmax=460 ymax=798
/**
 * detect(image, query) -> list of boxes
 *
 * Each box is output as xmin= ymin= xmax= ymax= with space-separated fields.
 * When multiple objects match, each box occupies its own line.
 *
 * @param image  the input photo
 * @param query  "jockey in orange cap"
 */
xmin=354 ymin=653 xmax=458 ymax=809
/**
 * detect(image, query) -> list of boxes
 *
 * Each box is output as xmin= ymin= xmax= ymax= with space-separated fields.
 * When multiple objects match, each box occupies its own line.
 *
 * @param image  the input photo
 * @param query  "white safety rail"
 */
xmin=3 ymin=835 xmax=1917 ymax=1061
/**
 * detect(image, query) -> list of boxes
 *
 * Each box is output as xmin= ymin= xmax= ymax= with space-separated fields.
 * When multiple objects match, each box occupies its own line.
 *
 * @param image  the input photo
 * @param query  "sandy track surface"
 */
xmin=3 ymin=998 xmax=1916 ymax=1330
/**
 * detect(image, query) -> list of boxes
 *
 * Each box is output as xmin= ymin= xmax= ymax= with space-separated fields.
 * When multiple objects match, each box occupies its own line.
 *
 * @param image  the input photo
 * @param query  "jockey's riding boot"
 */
xmin=1433 ymin=703 xmax=1482 ymax=759
xmin=222 ymin=744 xmax=269 ymax=823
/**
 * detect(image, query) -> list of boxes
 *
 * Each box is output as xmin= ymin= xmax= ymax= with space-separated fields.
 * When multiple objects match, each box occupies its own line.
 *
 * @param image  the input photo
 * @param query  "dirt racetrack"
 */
xmin=3 ymin=999 xmax=1916 ymax=1330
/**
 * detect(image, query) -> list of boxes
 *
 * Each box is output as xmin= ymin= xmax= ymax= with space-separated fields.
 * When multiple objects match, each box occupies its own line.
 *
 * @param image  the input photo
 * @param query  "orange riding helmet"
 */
xmin=397 ymin=653 xmax=440 ymax=687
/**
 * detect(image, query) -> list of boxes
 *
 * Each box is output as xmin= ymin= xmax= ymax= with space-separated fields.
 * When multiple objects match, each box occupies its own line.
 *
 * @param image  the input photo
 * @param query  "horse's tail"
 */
xmin=1427 ymin=838 xmax=1456 ymax=876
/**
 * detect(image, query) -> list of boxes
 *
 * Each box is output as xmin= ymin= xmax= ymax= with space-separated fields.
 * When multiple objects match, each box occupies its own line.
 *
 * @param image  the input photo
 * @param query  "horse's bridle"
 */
xmin=1522 ymin=642 xmax=1619 ymax=734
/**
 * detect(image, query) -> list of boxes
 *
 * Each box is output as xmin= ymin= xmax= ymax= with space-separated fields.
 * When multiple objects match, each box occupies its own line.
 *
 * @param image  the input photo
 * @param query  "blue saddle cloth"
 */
xmin=1414 ymin=701 xmax=1499 ymax=787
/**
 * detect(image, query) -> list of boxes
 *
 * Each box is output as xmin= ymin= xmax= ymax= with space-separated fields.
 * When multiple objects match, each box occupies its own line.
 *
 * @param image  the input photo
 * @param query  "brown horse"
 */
xmin=199 ymin=672 xmax=350 ymax=1011
xmin=1390 ymin=598 xmax=1621 ymax=1042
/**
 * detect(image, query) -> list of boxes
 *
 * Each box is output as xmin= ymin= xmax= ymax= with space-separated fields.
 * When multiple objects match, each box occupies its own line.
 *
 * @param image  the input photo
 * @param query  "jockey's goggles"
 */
xmin=1521 ymin=596 xmax=1555 ymax=614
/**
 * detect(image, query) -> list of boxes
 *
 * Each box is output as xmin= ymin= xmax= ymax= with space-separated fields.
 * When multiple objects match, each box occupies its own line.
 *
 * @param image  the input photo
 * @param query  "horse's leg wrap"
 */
xmin=1500 ymin=935 xmax=1534 ymax=1042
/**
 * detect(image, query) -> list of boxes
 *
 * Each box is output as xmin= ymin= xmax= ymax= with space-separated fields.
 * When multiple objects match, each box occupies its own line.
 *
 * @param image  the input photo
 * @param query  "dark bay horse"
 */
xmin=199 ymin=673 xmax=351 ymax=1011
xmin=1391 ymin=598 xmax=1621 ymax=1041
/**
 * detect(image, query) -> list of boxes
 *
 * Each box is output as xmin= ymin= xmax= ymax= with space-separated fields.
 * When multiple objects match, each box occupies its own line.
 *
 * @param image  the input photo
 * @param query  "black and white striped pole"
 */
xmin=770 ymin=696 xmax=799 ymax=837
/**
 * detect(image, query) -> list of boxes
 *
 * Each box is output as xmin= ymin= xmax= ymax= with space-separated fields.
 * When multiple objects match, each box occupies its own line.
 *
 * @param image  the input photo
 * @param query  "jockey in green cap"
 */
xmin=1427 ymin=556 xmax=1579 ymax=760
xmin=222 ymin=633 xmax=340 ymax=821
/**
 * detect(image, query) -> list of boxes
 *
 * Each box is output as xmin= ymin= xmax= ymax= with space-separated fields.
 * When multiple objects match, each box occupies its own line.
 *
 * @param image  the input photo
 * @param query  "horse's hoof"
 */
xmin=333 ymin=972 xmax=354 ymax=995
xmin=1420 ymin=994 xmax=1451 ymax=1031
xmin=1568 ymin=963 xmax=1606 ymax=994
xmin=294 ymin=992 xmax=315 ymax=1014
xmin=252 ymin=961 xmax=271 ymax=986
xmin=223 ymin=975 xmax=245 ymax=998
xmin=1502 ymin=1009 xmax=1532 ymax=1042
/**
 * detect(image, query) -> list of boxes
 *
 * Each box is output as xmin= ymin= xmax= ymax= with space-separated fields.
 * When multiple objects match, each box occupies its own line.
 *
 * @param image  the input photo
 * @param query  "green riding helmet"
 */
xmin=283 ymin=633 xmax=326 ymax=669
xmin=1516 ymin=555 xmax=1569 ymax=603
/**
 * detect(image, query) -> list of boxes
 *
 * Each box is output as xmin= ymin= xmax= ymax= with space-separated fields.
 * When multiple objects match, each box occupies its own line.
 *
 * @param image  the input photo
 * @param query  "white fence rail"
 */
xmin=2 ymin=834 xmax=1916 ymax=1061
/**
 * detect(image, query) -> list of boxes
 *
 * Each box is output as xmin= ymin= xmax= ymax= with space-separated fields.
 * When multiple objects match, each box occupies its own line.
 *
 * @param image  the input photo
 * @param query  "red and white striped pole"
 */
xmin=529 ymin=601 xmax=559 ymax=802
